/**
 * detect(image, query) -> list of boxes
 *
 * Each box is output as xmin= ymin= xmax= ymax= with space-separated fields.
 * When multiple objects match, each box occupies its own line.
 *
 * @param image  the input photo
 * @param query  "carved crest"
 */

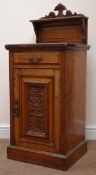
xmin=41 ymin=3 xmax=82 ymax=19
xmin=54 ymin=3 xmax=67 ymax=17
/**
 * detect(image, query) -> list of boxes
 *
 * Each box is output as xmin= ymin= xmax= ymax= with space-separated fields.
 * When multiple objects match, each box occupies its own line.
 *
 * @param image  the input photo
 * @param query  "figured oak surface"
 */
xmin=6 ymin=43 xmax=89 ymax=170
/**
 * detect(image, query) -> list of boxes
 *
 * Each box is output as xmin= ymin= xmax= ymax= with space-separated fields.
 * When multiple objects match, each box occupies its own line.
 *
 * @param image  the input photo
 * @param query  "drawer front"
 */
xmin=40 ymin=26 xmax=82 ymax=43
xmin=14 ymin=52 xmax=60 ymax=65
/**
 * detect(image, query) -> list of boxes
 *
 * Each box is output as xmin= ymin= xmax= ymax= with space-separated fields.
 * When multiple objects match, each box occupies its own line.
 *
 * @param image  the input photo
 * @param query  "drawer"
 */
xmin=14 ymin=52 xmax=60 ymax=65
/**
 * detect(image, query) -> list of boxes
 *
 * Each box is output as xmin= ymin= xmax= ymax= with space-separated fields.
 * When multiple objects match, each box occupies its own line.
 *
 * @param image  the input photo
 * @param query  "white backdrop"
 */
xmin=0 ymin=0 xmax=96 ymax=133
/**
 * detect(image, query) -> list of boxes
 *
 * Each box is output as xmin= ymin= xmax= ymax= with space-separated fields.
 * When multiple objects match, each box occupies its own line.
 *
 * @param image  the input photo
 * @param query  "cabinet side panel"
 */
xmin=64 ymin=50 xmax=87 ymax=152
xmin=9 ymin=51 xmax=15 ymax=145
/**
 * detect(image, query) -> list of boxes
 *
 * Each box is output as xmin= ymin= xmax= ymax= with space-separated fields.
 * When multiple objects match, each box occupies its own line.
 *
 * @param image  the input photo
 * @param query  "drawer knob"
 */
xmin=29 ymin=57 xmax=42 ymax=64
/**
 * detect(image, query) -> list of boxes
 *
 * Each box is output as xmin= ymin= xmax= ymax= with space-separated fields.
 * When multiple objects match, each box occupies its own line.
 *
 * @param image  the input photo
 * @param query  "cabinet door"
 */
xmin=13 ymin=68 xmax=61 ymax=153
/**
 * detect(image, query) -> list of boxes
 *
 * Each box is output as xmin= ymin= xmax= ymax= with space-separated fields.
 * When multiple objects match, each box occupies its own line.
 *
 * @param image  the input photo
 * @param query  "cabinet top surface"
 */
xmin=5 ymin=43 xmax=90 ymax=51
xmin=31 ymin=15 xmax=88 ymax=23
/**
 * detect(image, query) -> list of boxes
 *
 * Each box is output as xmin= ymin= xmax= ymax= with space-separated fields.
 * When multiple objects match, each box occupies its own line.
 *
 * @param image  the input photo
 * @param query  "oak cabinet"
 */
xmin=5 ymin=44 xmax=89 ymax=170
xmin=5 ymin=3 xmax=90 ymax=171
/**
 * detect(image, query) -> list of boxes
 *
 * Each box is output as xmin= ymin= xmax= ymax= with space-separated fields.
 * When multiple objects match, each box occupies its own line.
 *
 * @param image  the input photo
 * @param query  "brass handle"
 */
xmin=28 ymin=57 xmax=42 ymax=64
xmin=14 ymin=101 xmax=19 ymax=117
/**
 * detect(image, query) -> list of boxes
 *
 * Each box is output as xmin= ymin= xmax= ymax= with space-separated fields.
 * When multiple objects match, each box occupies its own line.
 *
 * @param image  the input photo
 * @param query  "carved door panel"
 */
xmin=14 ymin=68 xmax=61 ymax=153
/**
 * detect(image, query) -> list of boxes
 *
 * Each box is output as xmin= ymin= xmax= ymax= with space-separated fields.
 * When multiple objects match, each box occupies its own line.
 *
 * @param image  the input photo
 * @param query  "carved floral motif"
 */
xmin=27 ymin=85 xmax=46 ymax=135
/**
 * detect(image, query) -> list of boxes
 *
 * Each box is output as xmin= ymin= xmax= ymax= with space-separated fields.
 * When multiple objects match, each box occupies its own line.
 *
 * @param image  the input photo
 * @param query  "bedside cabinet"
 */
xmin=5 ymin=43 xmax=89 ymax=170
xmin=5 ymin=3 xmax=90 ymax=170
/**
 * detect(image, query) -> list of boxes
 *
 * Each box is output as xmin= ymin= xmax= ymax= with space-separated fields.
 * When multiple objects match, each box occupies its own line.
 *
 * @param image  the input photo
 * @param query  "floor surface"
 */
xmin=0 ymin=140 xmax=96 ymax=175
